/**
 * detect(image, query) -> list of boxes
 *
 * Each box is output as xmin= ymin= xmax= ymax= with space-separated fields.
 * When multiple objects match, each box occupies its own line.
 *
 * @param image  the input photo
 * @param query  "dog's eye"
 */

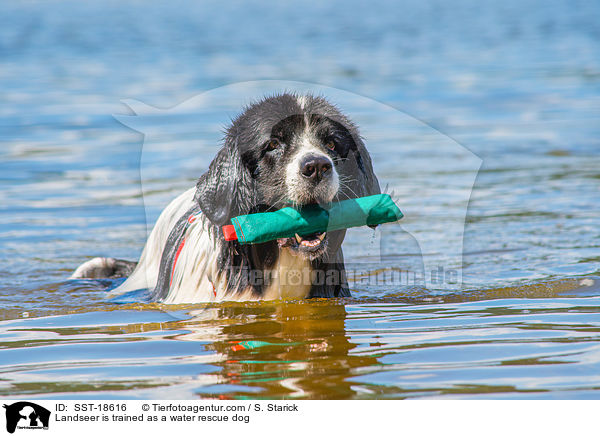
xmin=325 ymin=139 xmax=336 ymax=151
xmin=266 ymin=138 xmax=280 ymax=151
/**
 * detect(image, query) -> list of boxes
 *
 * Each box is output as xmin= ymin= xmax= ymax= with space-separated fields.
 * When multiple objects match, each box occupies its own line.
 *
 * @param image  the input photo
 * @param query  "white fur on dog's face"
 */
xmin=285 ymin=128 xmax=340 ymax=205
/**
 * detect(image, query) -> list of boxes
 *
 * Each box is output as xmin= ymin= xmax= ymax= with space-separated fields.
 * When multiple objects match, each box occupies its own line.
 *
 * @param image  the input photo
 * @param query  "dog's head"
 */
xmin=196 ymin=93 xmax=380 ymax=260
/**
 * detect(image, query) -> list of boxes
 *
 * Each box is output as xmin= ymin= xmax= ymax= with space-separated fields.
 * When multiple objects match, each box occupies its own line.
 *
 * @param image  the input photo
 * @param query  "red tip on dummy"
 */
xmin=222 ymin=224 xmax=238 ymax=241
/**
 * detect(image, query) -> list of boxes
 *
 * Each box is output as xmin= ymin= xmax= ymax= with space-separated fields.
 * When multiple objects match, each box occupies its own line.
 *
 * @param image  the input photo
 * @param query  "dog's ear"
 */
xmin=353 ymin=136 xmax=380 ymax=196
xmin=337 ymin=135 xmax=380 ymax=198
xmin=194 ymin=140 xmax=256 ymax=226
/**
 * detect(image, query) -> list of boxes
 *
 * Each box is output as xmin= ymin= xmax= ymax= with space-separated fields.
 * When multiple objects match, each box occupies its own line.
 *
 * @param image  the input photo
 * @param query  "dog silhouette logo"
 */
xmin=3 ymin=402 xmax=50 ymax=433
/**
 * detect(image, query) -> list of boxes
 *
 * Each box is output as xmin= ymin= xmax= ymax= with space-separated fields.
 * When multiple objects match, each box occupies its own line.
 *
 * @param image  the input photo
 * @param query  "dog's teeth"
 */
xmin=295 ymin=232 xmax=325 ymax=248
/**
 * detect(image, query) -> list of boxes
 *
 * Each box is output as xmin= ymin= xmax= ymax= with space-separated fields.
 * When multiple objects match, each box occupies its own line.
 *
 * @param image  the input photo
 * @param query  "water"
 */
xmin=1 ymin=0 xmax=599 ymax=399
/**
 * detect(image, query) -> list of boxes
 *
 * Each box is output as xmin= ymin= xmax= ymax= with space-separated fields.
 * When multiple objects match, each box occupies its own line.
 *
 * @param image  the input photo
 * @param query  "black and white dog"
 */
xmin=72 ymin=93 xmax=380 ymax=302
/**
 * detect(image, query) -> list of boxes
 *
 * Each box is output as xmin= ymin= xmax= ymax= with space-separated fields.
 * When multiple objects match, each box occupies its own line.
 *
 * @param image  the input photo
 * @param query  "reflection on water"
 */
xmin=1 ymin=278 xmax=599 ymax=399
xmin=194 ymin=302 xmax=368 ymax=399
xmin=1 ymin=0 xmax=599 ymax=398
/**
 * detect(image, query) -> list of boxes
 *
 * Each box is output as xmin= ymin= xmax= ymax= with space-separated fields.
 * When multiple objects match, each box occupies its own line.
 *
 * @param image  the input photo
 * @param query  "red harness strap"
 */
xmin=169 ymin=210 xmax=202 ymax=287
xmin=169 ymin=238 xmax=186 ymax=286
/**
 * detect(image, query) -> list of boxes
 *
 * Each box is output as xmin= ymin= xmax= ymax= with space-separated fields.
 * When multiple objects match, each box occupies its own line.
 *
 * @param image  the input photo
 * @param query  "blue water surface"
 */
xmin=0 ymin=0 xmax=599 ymax=399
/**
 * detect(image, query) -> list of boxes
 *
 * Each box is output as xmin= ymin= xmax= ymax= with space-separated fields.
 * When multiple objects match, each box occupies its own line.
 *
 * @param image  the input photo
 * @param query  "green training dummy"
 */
xmin=222 ymin=193 xmax=403 ymax=244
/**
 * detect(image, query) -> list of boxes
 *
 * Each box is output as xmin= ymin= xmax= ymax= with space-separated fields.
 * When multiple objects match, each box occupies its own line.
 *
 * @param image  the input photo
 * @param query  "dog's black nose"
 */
xmin=300 ymin=154 xmax=332 ymax=181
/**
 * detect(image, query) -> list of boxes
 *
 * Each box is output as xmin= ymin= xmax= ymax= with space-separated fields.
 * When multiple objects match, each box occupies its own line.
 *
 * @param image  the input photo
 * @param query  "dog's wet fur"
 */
xmin=71 ymin=93 xmax=380 ymax=302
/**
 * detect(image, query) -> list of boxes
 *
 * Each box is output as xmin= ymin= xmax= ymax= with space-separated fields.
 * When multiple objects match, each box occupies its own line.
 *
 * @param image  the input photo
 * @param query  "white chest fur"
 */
xmin=263 ymin=248 xmax=312 ymax=300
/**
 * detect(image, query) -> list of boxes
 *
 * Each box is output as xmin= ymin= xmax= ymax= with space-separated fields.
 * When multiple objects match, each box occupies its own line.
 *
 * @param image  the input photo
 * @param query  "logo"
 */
xmin=3 ymin=402 xmax=49 ymax=434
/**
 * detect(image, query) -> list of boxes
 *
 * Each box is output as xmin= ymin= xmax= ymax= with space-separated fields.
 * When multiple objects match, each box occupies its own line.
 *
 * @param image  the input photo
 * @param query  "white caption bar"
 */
xmin=1 ymin=400 xmax=597 ymax=435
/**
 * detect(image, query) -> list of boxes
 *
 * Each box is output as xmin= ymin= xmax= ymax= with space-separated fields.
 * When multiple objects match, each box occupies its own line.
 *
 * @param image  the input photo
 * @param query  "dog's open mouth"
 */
xmin=278 ymin=231 xmax=328 ymax=258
